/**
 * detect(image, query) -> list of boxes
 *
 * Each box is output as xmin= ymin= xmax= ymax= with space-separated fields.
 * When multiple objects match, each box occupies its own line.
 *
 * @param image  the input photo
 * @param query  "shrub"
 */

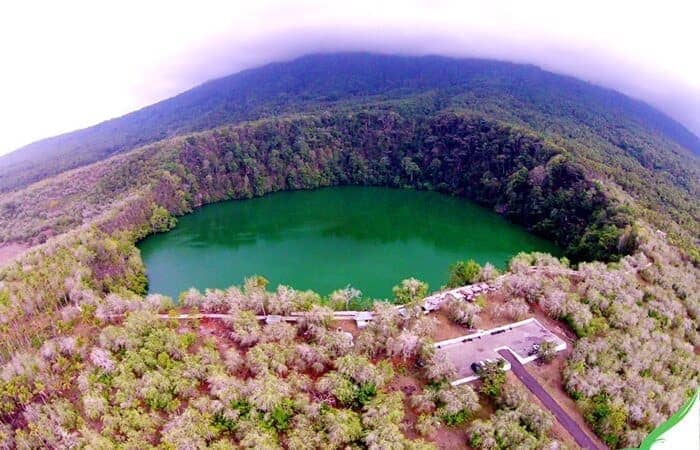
xmin=416 ymin=414 xmax=441 ymax=437
xmin=444 ymin=298 xmax=481 ymax=328
xmin=537 ymin=341 xmax=557 ymax=363
xmin=392 ymin=278 xmax=428 ymax=305
xmin=447 ymin=260 xmax=481 ymax=288
xmin=478 ymin=360 xmax=507 ymax=397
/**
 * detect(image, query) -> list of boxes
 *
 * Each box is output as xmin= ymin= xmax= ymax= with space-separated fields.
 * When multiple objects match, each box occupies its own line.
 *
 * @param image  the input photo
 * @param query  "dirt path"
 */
xmin=497 ymin=349 xmax=603 ymax=450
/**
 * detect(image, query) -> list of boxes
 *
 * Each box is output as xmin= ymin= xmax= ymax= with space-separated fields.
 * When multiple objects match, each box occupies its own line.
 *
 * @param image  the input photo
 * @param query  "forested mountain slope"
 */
xmin=0 ymin=110 xmax=634 ymax=261
xmin=3 ymin=93 xmax=698 ymax=260
xmin=0 ymin=108 xmax=697 ymax=449
xmin=2 ymin=53 xmax=699 ymax=194
xmin=0 ymin=53 xmax=698 ymax=449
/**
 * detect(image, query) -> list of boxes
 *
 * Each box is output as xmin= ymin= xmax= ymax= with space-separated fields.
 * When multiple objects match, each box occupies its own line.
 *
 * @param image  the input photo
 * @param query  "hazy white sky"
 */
xmin=1 ymin=0 xmax=699 ymax=155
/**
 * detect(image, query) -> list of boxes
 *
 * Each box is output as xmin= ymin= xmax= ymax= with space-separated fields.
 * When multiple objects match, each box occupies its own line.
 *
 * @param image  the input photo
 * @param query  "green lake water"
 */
xmin=138 ymin=187 xmax=560 ymax=299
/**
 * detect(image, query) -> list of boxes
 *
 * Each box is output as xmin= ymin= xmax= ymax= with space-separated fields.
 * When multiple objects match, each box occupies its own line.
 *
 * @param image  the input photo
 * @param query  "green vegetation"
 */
xmin=0 ymin=110 xmax=634 ymax=262
xmin=2 ymin=54 xmax=697 ymax=257
xmin=392 ymin=278 xmax=429 ymax=305
xmin=476 ymin=360 xmax=508 ymax=398
xmin=0 ymin=53 xmax=698 ymax=449
xmin=447 ymin=259 xmax=482 ymax=288
xmin=537 ymin=340 xmax=557 ymax=363
xmin=469 ymin=381 xmax=557 ymax=448
xmin=583 ymin=393 xmax=629 ymax=447
xmin=1 ymin=306 xmax=439 ymax=448
xmin=499 ymin=249 xmax=699 ymax=447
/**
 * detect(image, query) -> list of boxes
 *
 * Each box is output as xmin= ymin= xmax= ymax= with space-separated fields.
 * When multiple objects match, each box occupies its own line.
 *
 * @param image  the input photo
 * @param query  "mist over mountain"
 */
xmin=1 ymin=53 xmax=698 ymax=194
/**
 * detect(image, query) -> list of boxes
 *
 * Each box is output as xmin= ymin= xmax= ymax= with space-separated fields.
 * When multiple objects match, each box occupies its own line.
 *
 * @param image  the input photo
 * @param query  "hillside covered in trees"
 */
xmin=2 ymin=55 xmax=699 ymax=195
xmin=0 ymin=111 xmax=637 ymax=261
xmin=0 ymin=54 xmax=698 ymax=449
xmin=2 ymin=54 xmax=698 ymax=258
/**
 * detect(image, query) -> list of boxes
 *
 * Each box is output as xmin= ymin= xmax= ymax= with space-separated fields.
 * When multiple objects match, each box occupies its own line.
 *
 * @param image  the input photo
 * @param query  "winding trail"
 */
xmin=497 ymin=349 xmax=602 ymax=450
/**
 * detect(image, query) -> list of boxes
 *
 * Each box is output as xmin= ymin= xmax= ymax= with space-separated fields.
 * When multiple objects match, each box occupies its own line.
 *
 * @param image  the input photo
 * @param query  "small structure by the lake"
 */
xmin=434 ymin=317 xmax=567 ymax=386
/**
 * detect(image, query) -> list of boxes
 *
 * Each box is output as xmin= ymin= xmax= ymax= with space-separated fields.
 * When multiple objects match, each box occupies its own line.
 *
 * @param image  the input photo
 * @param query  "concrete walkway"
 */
xmin=497 ymin=348 xmax=602 ymax=450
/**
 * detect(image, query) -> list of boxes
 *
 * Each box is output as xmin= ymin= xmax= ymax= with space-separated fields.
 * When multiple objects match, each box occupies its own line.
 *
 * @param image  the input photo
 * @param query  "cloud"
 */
xmin=1 ymin=0 xmax=698 ymax=155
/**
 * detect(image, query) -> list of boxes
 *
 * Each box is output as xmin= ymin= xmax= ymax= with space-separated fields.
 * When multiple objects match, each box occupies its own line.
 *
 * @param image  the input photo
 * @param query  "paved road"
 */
xmin=497 ymin=349 xmax=602 ymax=450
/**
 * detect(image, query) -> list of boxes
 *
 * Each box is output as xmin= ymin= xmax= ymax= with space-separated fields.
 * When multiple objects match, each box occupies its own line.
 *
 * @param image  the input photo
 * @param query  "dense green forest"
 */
xmin=0 ymin=54 xmax=698 ymax=449
xmin=1 ymin=54 xmax=699 ymax=197
xmin=0 ymin=111 xmax=635 ymax=261
xmin=2 ymin=55 xmax=697 ymax=263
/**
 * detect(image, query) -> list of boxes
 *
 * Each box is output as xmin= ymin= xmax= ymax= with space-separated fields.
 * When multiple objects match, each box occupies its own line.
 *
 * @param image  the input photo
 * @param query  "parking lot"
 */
xmin=434 ymin=318 xmax=566 ymax=384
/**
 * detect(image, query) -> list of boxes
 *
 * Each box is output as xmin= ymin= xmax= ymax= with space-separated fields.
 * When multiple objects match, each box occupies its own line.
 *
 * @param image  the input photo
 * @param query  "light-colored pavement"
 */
xmin=434 ymin=318 xmax=566 ymax=383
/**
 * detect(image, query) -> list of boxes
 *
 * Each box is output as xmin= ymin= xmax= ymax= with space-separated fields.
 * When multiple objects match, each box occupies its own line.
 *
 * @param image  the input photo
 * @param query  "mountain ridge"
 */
xmin=0 ymin=53 xmax=699 ymax=450
xmin=1 ymin=53 xmax=698 ymax=193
